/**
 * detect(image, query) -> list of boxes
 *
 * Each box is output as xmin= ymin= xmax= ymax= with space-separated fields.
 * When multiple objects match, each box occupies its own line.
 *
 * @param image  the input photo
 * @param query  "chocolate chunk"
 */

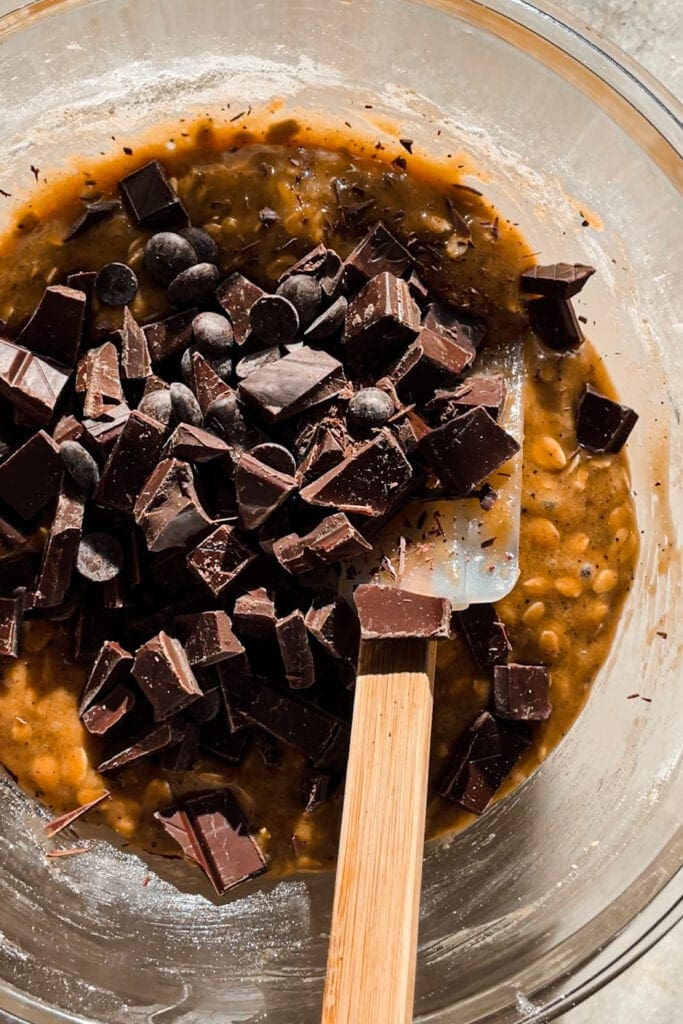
xmin=215 ymin=273 xmax=265 ymax=347
xmin=99 ymin=720 xmax=184 ymax=772
xmin=305 ymin=592 xmax=360 ymax=663
xmin=17 ymin=285 xmax=86 ymax=367
xmin=63 ymin=199 xmax=119 ymax=242
xmin=82 ymin=683 xmax=136 ymax=735
xmin=273 ymin=513 xmax=371 ymax=574
xmin=96 ymin=411 xmax=167 ymax=513
xmin=144 ymin=231 xmax=198 ymax=285
xmin=276 ymin=275 xmax=323 ymax=328
xmin=343 ymin=273 xmax=420 ymax=372
xmin=186 ymin=687 xmax=223 ymax=723
xmin=154 ymin=789 xmax=266 ymax=895
xmin=81 ymin=401 xmax=131 ymax=457
xmin=118 ymin=307 xmax=151 ymax=380
xmin=95 ymin=263 xmax=138 ymax=307
xmin=233 ymin=588 xmax=277 ymax=639
xmin=0 ymin=430 xmax=62 ymax=520
xmin=347 ymin=388 xmax=395 ymax=428
xmin=0 ymin=516 xmax=26 ymax=557
xmin=454 ymin=603 xmax=511 ymax=671
xmin=0 ymin=338 xmax=71 ymax=424
xmin=76 ymin=532 xmax=124 ymax=583
xmin=144 ymin=308 xmax=198 ymax=364
xmin=163 ymin=423 xmax=229 ymax=462
xmin=187 ymin=523 xmax=256 ymax=598
xmin=169 ymin=263 xmax=220 ymax=307
xmin=60 ymin=440 xmax=100 ymax=497
xmin=521 ymin=262 xmax=595 ymax=299
xmin=528 ymin=297 xmax=582 ymax=351
xmin=355 ymin=584 xmax=451 ymax=640
xmin=276 ymin=610 xmax=315 ymax=689
xmin=79 ymin=640 xmax=134 ymax=714
xmin=418 ymin=407 xmax=520 ymax=496
xmin=192 ymin=311 xmax=233 ymax=357
xmin=175 ymin=610 xmax=244 ymax=667
xmin=423 ymin=302 xmax=486 ymax=352
xmin=298 ymin=424 xmax=345 ymax=484
xmin=493 ymin=663 xmax=551 ymax=720
xmin=390 ymin=329 xmax=474 ymax=404
xmin=235 ymin=451 xmax=297 ymax=530
xmin=200 ymin=706 xmax=251 ymax=765
xmin=190 ymin=352 xmax=232 ymax=414
xmin=134 ymin=458 xmax=212 ymax=553
xmin=575 ymin=384 xmax=638 ymax=454
xmin=161 ymin=719 xmax=202 ymax=771
xmin=119 ymin=160 xmax=188 ymax=228
xmin=0 ymin=554 xmax=35 ymax=596
xmin=426 ymin=375 xmax=506 ymax=423
xmin=53 ymin=414 xmax=85 ymax=446
xmin=33 ymin=486 xmax=84 ymax=607
xmin=303 ymin=772 xmax=338 ymax=814
xmin=239 ymin=346 xmax=345 ymax=424
xmin=133 ymin=631 xmax=202 ymax=721
xmin=43 ymin=790 xmax=111 ymax=837
xmin=343 ymin=222 xmax=413 ymax=289
xmin=304 ymin=295 xmax=348 ymax=341
xmin=169 ymin=381 xmax=202 ymax=427
xmin=235 ymin=346 xmax=280 ymax=382
xmin=253 ymin=728 xmax=281 ymax=767
xmin=0 ymin=593 xmax=23 ymax=657
xmin=439 ymin=711 xmax=530 ymax=814
xmin=204 ymin=394 xmax=266 ymax=464
xmin=280 ymin=244 xmax=343 ymax=298
xmin=180 ymin=226 xmax=219 ymax=265
xmin=76 ymin=341 xmax=123 ymax=417
xmin=300 ymin=429 xmax=412 ymax=517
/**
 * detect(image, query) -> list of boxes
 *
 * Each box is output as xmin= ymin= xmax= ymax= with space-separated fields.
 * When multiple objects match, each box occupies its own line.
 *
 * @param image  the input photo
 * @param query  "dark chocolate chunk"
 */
xmin=0 ymin=338 xmax=71 ymax=424
xmin=305 ymin=592 xmax=360 ymax=663
xmin=390 ymin=329 xmax=474 ymax=404
xmin=169 ymin=381 xmax=202 ymax=427
xmin=144 ymin=231 xmax=198 ymax=285
xmin=493 ymin=663 xmax=551 ymax=720
xmin=249 ymin=294 xmax=300 ymax=345
xmin=423 ymin=302 xmax=486 ymax=351
xmin=235 ymin=451 xmax=297 ymax=530
xmin=258 ymin=206 xmax=279 ymax=226
xmin=454 ymin=603 xmax=512 ymax=671
xmin=99 ymin=720 xmax=184 ymax=772
xmin=300 ymin=429 xmax=412 ymax=517
xmin=204 ymin=393 xmax=265 ymax=463
xmin=239 ymin=346 xmax=345 ymax=424
xmin=200 ymin=714 xmax=251 ymax=765
xmin=76 ymin=341 xmax=123 ymax=418
xmin=81 ymin=683 xmax=136 ymax=736
xmin=439 ymin=711 xmax=530 ymax=814
xmin=76 ymin=532 xmax=124 ymax=583
xmin=119 ymin=160 xmax=188 ymax=228
xmin=215 ymin=272 xmax=265 ymax=347
xmin=134 ymin=457 xmax=212 ymax=553
xmin=233 ymin=588 xmax=277 ymax=639
xmin=280 ymin=244 xmax=343 ymax=298
xmin=175 ymin=610 xmax=244 ymax=667
xmin=16 ymin=284 xmax=86 ymax=367
xmin=298 ymin=424 xmax=345 ymax=484
xmin=169 ymin=263 xmax=220 ymax=307
xmin=161 ymin=719 xmax=202 ymax=771
xmin=144 ymin=308 xmax=198 ymax=364
xmin=355 ymin=584 xmax=451 ymax=640
xmin=95 ymin=263 xmax=138 ymax=307
xmin=276 ymin=274 xmax=323 ymax=328
xmin=418 ymin=407 xmax=520 ymax=496
xmin=0 ymin=516 xmax=26 ymax=558
xmin=251 ymin=442 xmax=297 ymax=477
xmin=347 ymin=387 xmax=395 ymax=428
xmin=276 ymin=610 xmax=315 ymax=689
xmin=343 ymin=222 xmax=413 ymax=289
xmin=273 ymin=513 xmax=371 ymax=574
xmin=303 ymin=772 xmax=338 ymax=814
xmin=186 ymin=686 xmax=223 ymax=723
xmin=81 ymin=401 xmax=132 ymax=457
xmin=179 ymin=226 xmax=219 ymax=264
xmin=192 ymin=312 xmax=233 ymax=357
xmin=95 ymin=409 xmax=166 ymax=513
xmin=343 ymin=272 xmax=420 ymax=372
xmin=133 ymin=630 xmax=202 ymax=721
xmin=60 ymin=441 xmax=100 ymax=497
xmin=0 ymin=430 xmax=62 ymax=520
xmin=0 ymin=593 xmax=23 ymax=657
xmin=190 ymin=352 xmax=232 ymax=414
xmin=304 ymin=295 xmax=348 ymax=341
xmin=163 ymin=423 xmax=229 ymax=462
xmin=79 ymin=640 xmax=134 ymax=714
xmin=528 ymin=297 xmax=582 ymax=351
xmin=154 ymin=789 xmax=267 ymax=895
xmin=234 ymin=346 xmax=280 ymax=383
xmin=118 ymin=306 xmax=152 ymax=381
xmin=53 ymin=414 xmax=85 ymax=446
xmin=33 ymin=487 xmax=84 ymax=607
xmin=521 ymin=262 xmax=595 ymax=299
xmin=575 ymin=384 xmax=638 ymax=454
xmin=63 ymin=199 xmax=119 ymax=242
xmin=187 ymin=523 xmax=256 ymax=598
xmin=426 ymin=375 xmax=506 ymax=424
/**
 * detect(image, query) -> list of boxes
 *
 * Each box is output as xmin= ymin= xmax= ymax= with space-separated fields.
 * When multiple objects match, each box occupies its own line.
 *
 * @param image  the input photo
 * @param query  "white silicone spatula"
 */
xmin=321 ymin=340 xmax=524 ymax=1024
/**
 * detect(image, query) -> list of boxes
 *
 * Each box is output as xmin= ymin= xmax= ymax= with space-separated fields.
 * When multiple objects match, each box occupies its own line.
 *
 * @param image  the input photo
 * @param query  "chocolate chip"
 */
xmin=249 ymin=294 xmax=300 ymax=345
xmin=347 ymin=387 xmax=395 ymax=427
xmin=276 ymin=274 xmax=323 ymax=328
xmin=192 ymin=311 xmax=234 ymax=356
xmin=207 ymin=355 xmax=233 ymax=384
xmin=238 ymin=346 xmax=345 ymax=424
xmin=493 ymin=664 xmax=551 ymax=720
xmin=0 ymin=430 xmax=62 ymax=520
xmin=454 ymin=603 xmax=511 ymax=671
xmin=354 ymin=584 xmax=451 ymax=639
xmin=235 ymin=346 xmax=281 ymax=382
xmin=528 ymin=297 xmax=583 ymax=351
xmin=521 ymin=263 xmax=595 ymax=299
xmin=304 ymin=295 xmax=348 ymax=341
xmin=95 ymin=262 xmax=138 ymax=307
xmin=169 ymin=381 xmax=203 ymax=427
xmin=250 ymin=442 xmax=297 ymax=477
xmin=204 ymin=393 xmax=265 ymax=462
xmin=168 ymin=263 xmax=220 ymax=307
xmin=16 ymin=285 xmax=86 ymax=368
xmin=63 ymin=200 xmax=119 ymax=242
xmin=76 ymin=532 xmax=124 ymax=583
xmin=144 ymin=231 xmax=198 ymax=286
xmin=575 ymin=384 xmax=638 ymax=454
xmin=179 ymin=226 xmax=219 ymax=264
xmin=119 ymin=160 xmax=188 ymax=228
xmin=60 ymin=441 xmax=100 ymax=497
xmin=418 ymin=407 xmax=520 ymax=496
xmin=138 ymin=388 xmax=172 ymax=426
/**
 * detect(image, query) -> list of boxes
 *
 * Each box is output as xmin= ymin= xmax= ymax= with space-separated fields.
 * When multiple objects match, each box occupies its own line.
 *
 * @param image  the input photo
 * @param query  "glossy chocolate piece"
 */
xmin=17 ymin=284 xmax=86 ymax=368
xmin=419 ymin=407 xmax=520 ymax=496
xmin=99 ymin=720 xmax=184 ymax=772
xmin=175 ymin=610 xmax=245 ymax=667
xmin=187 ymin=523 xmax=256 ymax=598
xmin=343 ymin=272 xmax=420 ymax=372
xmin=233 ymin=588 xmax=277 ymax=639
xmin=118 ymin=307 xmax=152 ymax=381
xmin=81 ymin=683 xmax=136 ymax=736
xmin=163 ymin=423 xmax=230 ymax=462
xmin=422 ymin=302 xmax=486 ymax=352
xmin=79 ymin=640 xmax=134 ymax=714
xmin=439 ymin=711 xmax=530 ymax=814
xmin=297 ymin=424 xmax=345 ymax=485
xmin=32 ymin=486 xmax=84 ymax=608
xmin=239 ymin=346 xmax=345 ymax=424
xmin=575 ymin=384 xmax=638 ymax=454
xmin=528 ymin=296 xmax=583 ymax=351
xmin=0 ymin=593 xmax=24 ymax=657
xmin=493 ymin=663 xmax=551 ymax=721
xmin=454 ymin=603 xmax=512 ymax=672
xmin=132 ymin=630 xmax=202 ymax=721
xmin=96 ymin=411 xmax=167 ymax=513
xmin=215 ymin=272 xmax=265 ymax=347
xmin=63 ymin=199 xmax=119 ymax=242
xmin=305 ymin=592 xmax=360 ymax=664
xmin=0 ymin=338 xmax=71 ymax=424
xmin=81 ymin=402 xmax=131 ymax=457
xmin=134 ymin=458 xmax=212 ymax=553
xmin=119 ymin=160 xmax=188 ymax=228
xmin=144 ymin=308 xmax=198 ymax=364
xmin=520 ymin=262 xmax=595 ymax=299
xmin=189 ymin=352 xmax=232 ymax=415
xmin=276 ymin=610 xmax=315 ymax=689
xmin=0 ymin=430 xmax=62 ymax=520
xmin=343 ymin=222 xmax=413 ymax=289
xmin=273 ymin=512 xmax=371 ymax=574
xmin=76 ymin=341 xmax=123 ymax=418
xmin=425 ymin=375 xmax=506 ymax=424
xmin=354 ymin=584 xmax=451 ymax=640
xmin=235 ymin=450 xmax=297 ymax=530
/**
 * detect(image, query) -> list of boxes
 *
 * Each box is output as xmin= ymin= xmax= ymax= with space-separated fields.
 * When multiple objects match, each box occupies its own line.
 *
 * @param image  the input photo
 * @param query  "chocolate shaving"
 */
xmin=43 ymin=790 xmax=111 ymax=837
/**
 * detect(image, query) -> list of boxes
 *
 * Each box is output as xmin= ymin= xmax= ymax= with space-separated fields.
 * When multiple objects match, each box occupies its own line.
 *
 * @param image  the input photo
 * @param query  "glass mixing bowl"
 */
xmin=0 ymin=0 xmax=680 ymax=1021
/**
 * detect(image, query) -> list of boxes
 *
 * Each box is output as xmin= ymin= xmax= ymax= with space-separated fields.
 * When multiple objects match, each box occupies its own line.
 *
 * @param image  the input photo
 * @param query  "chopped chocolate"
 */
xmin=53 ymin=415 xmax=85 ymax=446
xmin=423 ymin=302 xmax=486 ymax=352
xmin=60 ymin=440 xmax=100 ymax=497
xmin=276 ymin=610 xmax=315 ymax=689
xmin=76 ymin=532 xmax=124 ymax=583
xmin=276 ymin=274 xmax=323 ymax=328
xmin=118 ymin=306 xmax=152 ymax=381
xmin=133 ymin=631 xmax=202 ymax=721
xmin=273 ymin=512 xmax=371 ymax=574
xmin=235 ymin=450 xmax=297 ymax=530
xmin=303 ymin=771 xmax=339 ymax=814
xmin=575 ymin=384 xmax=638 ymax=454
xmin=343 ymin=273 xmax=420 ymax=372
xmin=204 ymin=393 xmax=266 ymax=463
xmin=154 ymin=789 xmax=266 ymax=895
xmin=95 ymin=411 xmax=167 ymax=513
xmin=215 ymin=272 xmax=265 ymax=347
xmin=304 ymin=295 xmax=348 ymax=341
xmin=99 ymin=720 xmax=184 ymax=772
xmin=419 ymin=407 xmax=520 ymax=495
xmin=239 ymin=346 xmax=345 ymax=424
xmin=249 ymin=295 xmax=299 ymax=345
xmin=119 ymin=160 xmax=188 ymax=228
xmin=354 ymin=584 xmax=451 ymax=640
xmin=343 ymin=222 xmax=413 ymax=289
xmin=190 ymin=352 xmax=232 ymax=414
xmin=79 ymin=640 xmax=134 ymax=714
xmin=76 ymin=341 xmax=123 ymax=418
xmin=251 ymin=442 xmax=297 ymax=477
xmin=187 ymin=523 xmax=256 ymax=598
xmin=134 ymin=458 xmax=212 ymax=553
xmin=163 ymin=423 xmax=229 ymax=461
xmin=144 ymin=308 xmax=198 ymax=364
xmin=81 ymin=402 xmax=131 ymax=457
xmin=63 ymin=199 xmax=119 ymax=242
xmin=81 ymin=683 xmax=136 ymax=735
xmin=439 ymin=711 xmax=530 ymax=813
xmin=16 ymin=284 xmax=86 ymax=367
xmin=426 ymin=375 xmax=506 ymax=423
xmin=200 ymin=714 xmax=251 ymax=764
xmin=305 ymin=592 xmax=360 ymax=663
xmin=300 ymin=429 xmax=412 ymax=517
xmin=95 ymin=262 xmax=138 ymax=308
xmin=0 ymin=593 xmax=23 ymax=657
xmin=390 ymin=329 xmax=474 ymax=403
xmin=33 ymin=486 xmax=84 ymax=607
xmin=253 ymin=728 xmax=281 ymax=767
xmin=162 ymin=719 xmax=202 ymax=771
xmin=233 ymin=588 xmax=277 ymax=639
xmin=454 ymin=603 xmax=512 ymax=671
xmin=42 ymin=790 xmax=110 ymax=837
xmin=493 ymin=663 xmax=551 ymax=720
xmin=298 ymin=424 xmax=345 ymax=484
xmin=0 ymin=338 xmax=71 ymax=424
xmin=520 ymin=262 xmax=595 ymax=299
xmin=175 ymin=610 xmax=244 ymax=667
xmin=528 ymin=297 xmax=582 ymax=351
xmin=186 ymin=686 xmax=223 ymax=723
xmin=0 ymin=430 xmax=62 ymax=520
xmin=0 ymin=516 xmax=26 ymax=557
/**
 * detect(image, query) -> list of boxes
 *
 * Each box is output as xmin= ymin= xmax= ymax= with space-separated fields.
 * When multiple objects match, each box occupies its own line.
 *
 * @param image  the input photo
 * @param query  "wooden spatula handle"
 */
xmin=321 ymin=638 xmax=437 ymax=1024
